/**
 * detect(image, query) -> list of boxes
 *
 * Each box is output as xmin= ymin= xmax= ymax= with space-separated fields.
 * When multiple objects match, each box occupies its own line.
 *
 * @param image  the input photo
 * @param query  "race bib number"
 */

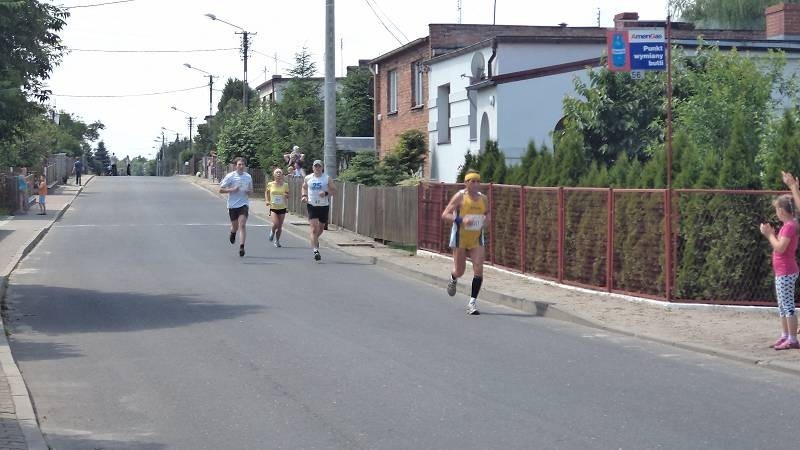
xmin=464 ymin=214 xmax=484 ymax=231
xmin=272 ymin=194 xmax=284 ymax=205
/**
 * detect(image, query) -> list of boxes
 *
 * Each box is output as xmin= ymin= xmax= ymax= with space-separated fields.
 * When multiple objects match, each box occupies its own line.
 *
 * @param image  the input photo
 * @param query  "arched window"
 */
xmin=479 ymin=112 xmax=490 ymax=152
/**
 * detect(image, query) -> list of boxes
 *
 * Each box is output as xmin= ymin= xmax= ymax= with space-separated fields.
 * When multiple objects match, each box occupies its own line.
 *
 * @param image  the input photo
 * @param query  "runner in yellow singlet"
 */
xmin=266 ymin=168 xmax=290 ymax=248
xmin=441 ymin=169 xmax=489 ymax=315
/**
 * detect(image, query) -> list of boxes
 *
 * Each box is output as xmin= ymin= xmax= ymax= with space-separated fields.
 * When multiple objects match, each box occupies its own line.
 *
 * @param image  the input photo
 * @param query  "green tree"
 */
xmin=339 ymin=153 xmax=381 ymax=185
xmin=337 ymin=66 xmax=374 ymax=137
xmin=261 ymin=48 xmax=324 ymax=172
xmin=563 ymin=66 xmax=665 ymax=166
xmin=763 ymin=109 xmax=800 ymax=189
xmin=393 ymin=129 xmax=426 ymax=176
xmin=553 ymin=124 xmax=588 ymax=186
xmin=679 ymin=0 xmax=800 ymax=29
xmin=93 ymin=141 xmax=110 ymax=174
xmin=0 ymin=1 xmax=68 ymax=142
xmin=217 ymin=108 xmax=269 ymax=168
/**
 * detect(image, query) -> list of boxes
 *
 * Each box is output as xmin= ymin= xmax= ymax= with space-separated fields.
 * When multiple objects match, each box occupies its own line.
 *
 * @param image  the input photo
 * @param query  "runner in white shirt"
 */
xmin=301 ymin=160 xmax=336 ymax=261
xmin=219 ymin=157 xmax=253 ymax=257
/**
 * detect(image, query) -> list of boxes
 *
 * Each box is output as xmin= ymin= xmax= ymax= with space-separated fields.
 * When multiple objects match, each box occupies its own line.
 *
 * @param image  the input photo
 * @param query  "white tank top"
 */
xmin=306 ymin=173 xmax=330 ymax=206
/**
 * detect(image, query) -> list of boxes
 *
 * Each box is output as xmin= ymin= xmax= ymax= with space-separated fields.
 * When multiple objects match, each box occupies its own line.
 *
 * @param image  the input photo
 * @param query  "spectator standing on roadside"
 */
xmin=36 ymin=175 xmax=47 ymax=215
xmin=73 ymin=159 xmax=83 ymax=186
xmin=17 ymin=168 xmax=30 ymax=214
xmin=760 ymin=190 xmax=799 ymax=350
xmin=110 ymin=153 xmax=118 ymax=176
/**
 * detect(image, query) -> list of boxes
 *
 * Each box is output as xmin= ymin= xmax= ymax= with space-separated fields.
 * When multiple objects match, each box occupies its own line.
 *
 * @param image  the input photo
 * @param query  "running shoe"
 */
xmin=274 ymin=240 xmax=281 ymax=248
xmin=314 ymin=250 xmax=321 ymax=261
xmin=239 ymin=246 xmax=245 ymax=257
xmin=229 ymin=231 xmax=236 ymax=244
xmin=269 ymin=230 xmax=275 ymax=242
xmin=447 ymin=278 xmax=457 ymax=297
xmin=770 ymin=337 xmax=788 ymax=348
xmin=774 ymin=340 xmax=799 ymax=350
xmin=466 ymin=303 xmax=480 ymax=315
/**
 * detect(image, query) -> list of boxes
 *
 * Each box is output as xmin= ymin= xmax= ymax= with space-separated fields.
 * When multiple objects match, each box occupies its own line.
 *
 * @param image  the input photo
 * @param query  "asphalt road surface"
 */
xmin=6 ymin=176 xmax=800 ymax=450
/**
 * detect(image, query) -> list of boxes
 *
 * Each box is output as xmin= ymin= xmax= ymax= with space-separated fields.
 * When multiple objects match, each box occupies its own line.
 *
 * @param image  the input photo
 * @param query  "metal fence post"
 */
xmin=417 ymin=183 xmax=423 ymax=250
xmin=606 ymin=188 xmax=614 ymax=292
xmin=355 ymin=183 xmax=361 ymax=235
xmin=489 ymin=182 xmax=495 ymax=266
xmin=557 ymin=187 xmax=564 ymax=284
xmin=664 ymin=189 xmax=673 ymax=302
xmin=519 ymin=185 xmax=526 ymax=273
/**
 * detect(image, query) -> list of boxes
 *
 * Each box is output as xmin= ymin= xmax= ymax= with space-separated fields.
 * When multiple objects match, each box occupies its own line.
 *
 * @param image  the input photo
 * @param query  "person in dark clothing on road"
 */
xmin=73 ymin=160 xmax=83 ymax=186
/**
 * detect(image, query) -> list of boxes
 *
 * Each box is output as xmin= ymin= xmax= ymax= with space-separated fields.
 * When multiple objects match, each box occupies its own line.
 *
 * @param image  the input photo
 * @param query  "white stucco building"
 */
xmin=424 ymin=7 xmax=800 ymax=182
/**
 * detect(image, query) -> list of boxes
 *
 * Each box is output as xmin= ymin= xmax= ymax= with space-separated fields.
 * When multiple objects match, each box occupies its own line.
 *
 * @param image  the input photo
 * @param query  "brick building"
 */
xmin=370 ymin=24 xmax=585 ymax=177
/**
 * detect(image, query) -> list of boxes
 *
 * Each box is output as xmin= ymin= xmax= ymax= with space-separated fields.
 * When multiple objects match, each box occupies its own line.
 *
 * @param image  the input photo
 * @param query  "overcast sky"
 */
xmin=45 ymin=0 xmax=670 ymax=159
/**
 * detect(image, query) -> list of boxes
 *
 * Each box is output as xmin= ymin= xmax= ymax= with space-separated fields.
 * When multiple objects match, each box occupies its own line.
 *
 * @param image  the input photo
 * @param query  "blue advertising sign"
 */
xmin=628 ymin=29 xmax=666 ymax=71
xmin=607 ymin=28 xmax=665 ymax=72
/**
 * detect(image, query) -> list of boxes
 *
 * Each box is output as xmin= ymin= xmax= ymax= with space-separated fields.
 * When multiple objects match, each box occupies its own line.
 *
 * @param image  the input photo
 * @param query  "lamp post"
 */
xmin=153 ymin=138 xmax=162 ymax=176
xmin=324 ymin=0 xmax=337 ymax=177
xmin=183 ymin=63 xmax=218 ymax=118
xmin=205 ymin=13 xmax=255 ymax=108
xmin=170 ymin=107 xmax=196 ymax=175
xmin=161 ymin=126 xmax=180 ymax=176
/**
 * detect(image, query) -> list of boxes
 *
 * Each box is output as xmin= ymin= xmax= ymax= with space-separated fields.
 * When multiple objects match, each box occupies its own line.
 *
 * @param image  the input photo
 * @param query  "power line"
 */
xmin=68 ymin=47 xmax=239 ymax=53
xmin=367 ymin=0 xmax=409 ymax=42
xmin=363 ymin=0 xmax=404 ymax=45
xmin=63 ymin=0 xmax=135 ymax=9
xmin=51 ymin=84 xmax=207 ymax=98
xmin=250 ymin=50 xmax=294 ymax=66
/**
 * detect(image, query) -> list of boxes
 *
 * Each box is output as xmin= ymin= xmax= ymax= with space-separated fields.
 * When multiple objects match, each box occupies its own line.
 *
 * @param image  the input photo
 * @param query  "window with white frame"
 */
xmin=388 ymin=69 xmax=398 ymax=113
xmin=411 ymin=61 xmax=424 ymax=107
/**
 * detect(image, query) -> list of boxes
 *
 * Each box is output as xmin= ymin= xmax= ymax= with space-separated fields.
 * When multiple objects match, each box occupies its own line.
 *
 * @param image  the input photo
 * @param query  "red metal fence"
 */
xmin=419 ymin=183 xmax=786 ymax=306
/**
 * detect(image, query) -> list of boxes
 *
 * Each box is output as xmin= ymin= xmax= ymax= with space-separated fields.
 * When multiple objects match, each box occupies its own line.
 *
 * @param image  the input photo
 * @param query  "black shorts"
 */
xmin=307 ymin=204 xmax=329 ymax=224
xmin=228 ymin=205 xmax=249 ymax=221
xmin=270 ymin=208 xmax=287 ymax=215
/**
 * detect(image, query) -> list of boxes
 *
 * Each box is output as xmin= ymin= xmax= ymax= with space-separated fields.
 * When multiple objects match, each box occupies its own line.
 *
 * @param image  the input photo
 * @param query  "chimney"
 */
xmin=766 ymin=3 xmax=800 ymax=40
xmin=614 ymin=12 xmax=639 ymax=29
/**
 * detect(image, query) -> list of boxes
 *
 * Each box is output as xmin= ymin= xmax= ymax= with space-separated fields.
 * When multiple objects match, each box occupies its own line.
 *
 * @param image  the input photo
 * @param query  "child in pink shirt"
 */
xmin=759 ymin=194 xmax=799 ymax=350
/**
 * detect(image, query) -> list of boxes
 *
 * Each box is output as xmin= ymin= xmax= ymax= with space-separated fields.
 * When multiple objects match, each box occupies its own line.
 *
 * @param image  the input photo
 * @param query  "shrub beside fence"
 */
xmin=419 ymin=182 xmax=786 ymax=306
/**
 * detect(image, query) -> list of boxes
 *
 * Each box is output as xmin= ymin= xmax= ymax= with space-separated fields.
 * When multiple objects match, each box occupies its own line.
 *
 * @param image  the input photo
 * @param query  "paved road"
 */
xmin=5 ymin=176 xmax=800 ymax=449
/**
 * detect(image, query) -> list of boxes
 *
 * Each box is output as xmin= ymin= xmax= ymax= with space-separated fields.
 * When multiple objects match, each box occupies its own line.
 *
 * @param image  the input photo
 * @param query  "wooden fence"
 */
xmin=286 ymin=178 xmax=417 ymax=246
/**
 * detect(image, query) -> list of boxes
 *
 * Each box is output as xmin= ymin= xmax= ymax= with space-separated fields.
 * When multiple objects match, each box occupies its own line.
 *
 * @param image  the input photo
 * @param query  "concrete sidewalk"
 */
xmin=0 ymin=175 xmax=93 ymax=450
xmin=188 ymin=175 xmax=800 ymax=376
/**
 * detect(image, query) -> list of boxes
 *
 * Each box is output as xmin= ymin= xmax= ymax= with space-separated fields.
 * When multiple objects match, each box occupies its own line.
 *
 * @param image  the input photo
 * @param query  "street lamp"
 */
xmin=170 ymin=107 xmax=197 ymax=175
xmin=184 ymin=63 xmax=218 ymax=118
xmin=160 ymin=126 xmax=181 ymax=176
xmin=205 ymin=13 xmax=255 ymax=108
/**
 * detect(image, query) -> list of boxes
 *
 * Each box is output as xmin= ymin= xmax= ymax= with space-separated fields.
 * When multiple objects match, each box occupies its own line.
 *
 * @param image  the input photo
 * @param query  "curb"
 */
xmin=0 ymin=175 xmax=91 ymax=450
xmin=184 ymin=177 xmax=800 ymax=377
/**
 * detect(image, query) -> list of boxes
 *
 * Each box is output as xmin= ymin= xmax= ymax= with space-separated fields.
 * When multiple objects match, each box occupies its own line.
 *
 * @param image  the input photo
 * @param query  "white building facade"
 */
xmin=424 ymin=10 xmax=800 ymax=182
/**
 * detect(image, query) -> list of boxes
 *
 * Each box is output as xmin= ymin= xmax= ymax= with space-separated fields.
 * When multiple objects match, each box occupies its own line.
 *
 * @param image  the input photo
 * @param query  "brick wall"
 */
xmin=374 ymin=42 xmax=430 ymax=175
xmin=766 ymin=3 xmax=800 ymax=39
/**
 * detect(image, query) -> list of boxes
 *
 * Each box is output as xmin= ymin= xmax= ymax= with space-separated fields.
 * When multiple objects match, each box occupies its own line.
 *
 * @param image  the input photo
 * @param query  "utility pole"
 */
xmin=238 ymin=31 xmax=251 ymax=108
xmin=207 ymin=75 xmax=214 ymax=117
xmin=457 ymin=0 xmax=462 ymax=24
xmin=493 ymin=0 xmax=497 ymax=25
xmin=324 ymin=0 xmax=337 ymax=177
xmin=204 ymin=15 xmax=253 ymax=109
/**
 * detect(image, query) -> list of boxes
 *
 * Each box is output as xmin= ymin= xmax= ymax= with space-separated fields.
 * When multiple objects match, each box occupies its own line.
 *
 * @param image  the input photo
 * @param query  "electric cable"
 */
xmin=50 ymin=84 xmax=207 ymax=98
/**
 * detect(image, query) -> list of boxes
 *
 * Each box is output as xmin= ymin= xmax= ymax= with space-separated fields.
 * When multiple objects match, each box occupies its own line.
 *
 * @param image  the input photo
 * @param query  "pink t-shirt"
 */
xmin=773 ymin=219 xmax=799 ymax=276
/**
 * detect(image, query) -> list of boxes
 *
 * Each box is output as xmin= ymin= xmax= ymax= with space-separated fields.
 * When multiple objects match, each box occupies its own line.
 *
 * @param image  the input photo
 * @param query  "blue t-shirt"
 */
xmin=220 ymin=171 xmax=252 ymax=209
xmin=74 ymin=160 xmax=83 ymax=174
xmin=17 ymin=175 xmax=27 ymax=191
